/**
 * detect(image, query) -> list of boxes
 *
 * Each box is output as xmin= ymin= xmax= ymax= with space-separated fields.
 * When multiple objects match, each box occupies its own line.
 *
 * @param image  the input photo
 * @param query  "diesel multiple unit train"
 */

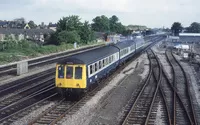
xmin=55 ymin=36 xmax=164 ymax=96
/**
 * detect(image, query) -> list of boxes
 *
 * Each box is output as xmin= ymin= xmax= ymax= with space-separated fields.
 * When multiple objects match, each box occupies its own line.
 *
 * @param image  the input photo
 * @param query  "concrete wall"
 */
xmin=17 ymin=61 xmax=28 ymax=75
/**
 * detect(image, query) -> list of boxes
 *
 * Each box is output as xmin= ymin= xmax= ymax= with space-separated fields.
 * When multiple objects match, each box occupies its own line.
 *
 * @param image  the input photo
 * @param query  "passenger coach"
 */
xmin=55 ymin=38 xmax=148 ymax=96
xmin=55 ymin=45 xmax=119 ymax=95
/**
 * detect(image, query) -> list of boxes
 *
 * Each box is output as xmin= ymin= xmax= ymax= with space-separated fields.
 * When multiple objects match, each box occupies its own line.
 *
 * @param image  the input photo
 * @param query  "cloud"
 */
xmin=0 ymin=0 xmax=200 ymax=27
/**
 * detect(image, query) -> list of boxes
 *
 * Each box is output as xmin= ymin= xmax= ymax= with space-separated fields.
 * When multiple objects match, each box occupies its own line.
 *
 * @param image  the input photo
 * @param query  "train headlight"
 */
xmin=76 ymin=83 xmax=80 ymax=88
xmin=58 ymin=83 xmax=62 ymax=87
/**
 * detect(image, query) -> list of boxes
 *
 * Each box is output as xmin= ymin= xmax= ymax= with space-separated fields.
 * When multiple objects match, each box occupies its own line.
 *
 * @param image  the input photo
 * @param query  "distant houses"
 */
xmin=0 ymin=29 xmax=54 ymax=43
xmin=0 ymin=21 xmax=8 ymax=28
xmin=48 ymin=23 xmax=57 ymax=31
xmin=0 ymin=20 xmax=57 ymax=43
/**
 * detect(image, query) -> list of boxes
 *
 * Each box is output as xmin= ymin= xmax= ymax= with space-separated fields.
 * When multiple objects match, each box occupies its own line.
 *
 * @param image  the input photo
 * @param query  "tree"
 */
xmin=57 ymin=30 xmax=81 ymax=44
xmin=57 ymin=15 xmax=82 ymax=32
xmin=187 ymin=22 xmax=200 ymax=33
xmin=115 ymin=22 xmax=126 ymax=34
xmin=91 ymin=15 xmax=110 ymax=32
xmin=55 ymin=15 xmax=94 ymax=45
xmin=109 ymin=15 xmax=119 ymax=33
xmin=28 ymin=20 xmax=37 ymax=29
xmin=171 ymin=22 xmax=183 ymax=36
xmin=14 ymin=17 xmax=25 ymax=24
xmin=79 ymin=21 xmax=94 ymax=44
xmin=122 ymin=30 xmax=133 ymax=36
xmin=109 ymin=15 xmax=119 ymax=24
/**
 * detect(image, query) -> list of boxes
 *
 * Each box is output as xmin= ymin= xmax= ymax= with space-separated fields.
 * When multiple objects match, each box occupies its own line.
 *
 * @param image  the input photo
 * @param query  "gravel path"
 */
xmin=57 ymin=54 xmax=149 ymax=125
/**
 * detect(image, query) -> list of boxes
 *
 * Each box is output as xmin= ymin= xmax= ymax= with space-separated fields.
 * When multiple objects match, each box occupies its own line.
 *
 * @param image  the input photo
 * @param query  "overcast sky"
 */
xmin=0 ymin=0 xmax=199 ymax=28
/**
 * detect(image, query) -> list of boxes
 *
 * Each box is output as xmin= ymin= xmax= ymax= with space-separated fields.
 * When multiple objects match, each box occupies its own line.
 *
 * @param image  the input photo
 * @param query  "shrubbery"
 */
xmin=0 ymin=39 xmax=100 ymax=64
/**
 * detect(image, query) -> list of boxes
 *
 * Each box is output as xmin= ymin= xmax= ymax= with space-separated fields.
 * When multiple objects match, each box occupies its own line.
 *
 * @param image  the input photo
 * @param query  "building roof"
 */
xmin=0 ymin=22 xmax=7 ymax=26
xmin=175 ymin=44 xmax=189 ymax=50
xmin=179 ymin=33 xmax=200 ymax=36
xmin=49 ymin=24 xmax=57 ymax=27
xmin=179 ymin=36 xmax=200 ymax=43
xmin=0 ymin=29 xmax=54 ymax=35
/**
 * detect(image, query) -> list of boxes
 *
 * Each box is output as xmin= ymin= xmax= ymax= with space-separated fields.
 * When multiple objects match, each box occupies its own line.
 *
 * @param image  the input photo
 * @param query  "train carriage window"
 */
xmin=99 ymin=61 xmax=101 ymax=69
xmin=109 ymin=56 xmax=111 ymax=63
xmin=103 ymin=59 xmax=105 ymax=67
xmin=92 ymin=65 xmax=95 ymax=73
xmin=95 ymin=63 xmax=97 ymax=72
xmin=97 ymin=62 xmax=99 ymax=70
xmin=117 ymin=53 xmax=119 ymax=59
xmin=75 ymin=67 xmax=82 ymax=79
xmin=106 ymin=58 xmax=109 ymax=65
xmin=90 ymin=65 xmax=92 ymax=75
xmin=58 ymin=65 xmax=64 ymax=78
xmin=66 ymin=66 xmax=73 ymax=79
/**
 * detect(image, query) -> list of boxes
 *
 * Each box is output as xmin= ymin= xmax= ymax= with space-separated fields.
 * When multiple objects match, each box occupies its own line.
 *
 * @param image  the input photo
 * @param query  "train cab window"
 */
xmin=103 ymin=59 xmax=105 ymax=67
xmin=99 ymin=61 xmax=101 ymax=69
xmin=66 ymin=66 xmax=73 ymax=79
xmin=75 ymin=67 xmax=82 ymax=79
xmin=58 ymin=65 xmax=64 ymax=78
xmin=90 ymin=65 xmax=92 ymax=75
xmin=95 ymin=63 xmax=98 ymax=72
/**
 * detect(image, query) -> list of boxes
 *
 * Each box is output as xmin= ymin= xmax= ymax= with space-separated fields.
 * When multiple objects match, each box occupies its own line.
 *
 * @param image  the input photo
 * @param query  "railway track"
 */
xmin=0 ymin=45 xmax=103 ymax=77
xmin=27 ymin=39 xmax=166 ymax=125
xmin=121 ymin=49 xmax=171 ymax=125
xmin=165 ymin=50 xmax=197 ymax=125
xmin=0 ymin=36 xmax=165 ymax=78
xmin=0 ymin=85 xmax=58 ymax=124
xmin=28 ymin=84 xmax=103 ymax=125
xmin=0 ymin=37 xmax=166 ymax=124
xmin=121 ymin=47 xmax=198 ymax=125
xmin=0 ymin=76 xmax=54 ymax=109
xmin=0 ymin=68 xmax=55 ymax=98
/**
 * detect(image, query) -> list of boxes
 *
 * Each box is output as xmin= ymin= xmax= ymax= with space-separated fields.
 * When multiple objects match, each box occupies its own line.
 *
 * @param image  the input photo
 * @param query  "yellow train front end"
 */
xmin=55 ymin=64 xmax=87 ymax=96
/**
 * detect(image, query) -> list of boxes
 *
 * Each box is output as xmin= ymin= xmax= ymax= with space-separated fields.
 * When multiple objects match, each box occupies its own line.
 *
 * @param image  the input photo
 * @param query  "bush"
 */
xmin=0 ymin=39 xmax=99 ymax=64
xmin=57 ymin=30 xmax=81 ymax=44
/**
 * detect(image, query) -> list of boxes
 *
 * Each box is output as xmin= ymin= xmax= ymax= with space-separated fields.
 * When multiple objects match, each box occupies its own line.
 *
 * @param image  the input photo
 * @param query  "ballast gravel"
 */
xmin=11 ymin=101 xmax=56 ymax=125
xmin=58 ymin=54 xmax=149 ymax=125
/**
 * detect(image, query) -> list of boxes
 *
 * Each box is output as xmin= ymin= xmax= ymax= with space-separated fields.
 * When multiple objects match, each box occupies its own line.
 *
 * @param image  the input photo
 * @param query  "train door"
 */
xmin=74 ymin=65 xmax=86 ymax=89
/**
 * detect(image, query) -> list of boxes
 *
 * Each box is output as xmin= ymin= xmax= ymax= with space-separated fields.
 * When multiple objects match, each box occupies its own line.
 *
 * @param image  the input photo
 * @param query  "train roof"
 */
xmin=113 ymin=40 xmax=135 ymax=49
xmin=59 ymin=45 xmax=119 ymax=65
